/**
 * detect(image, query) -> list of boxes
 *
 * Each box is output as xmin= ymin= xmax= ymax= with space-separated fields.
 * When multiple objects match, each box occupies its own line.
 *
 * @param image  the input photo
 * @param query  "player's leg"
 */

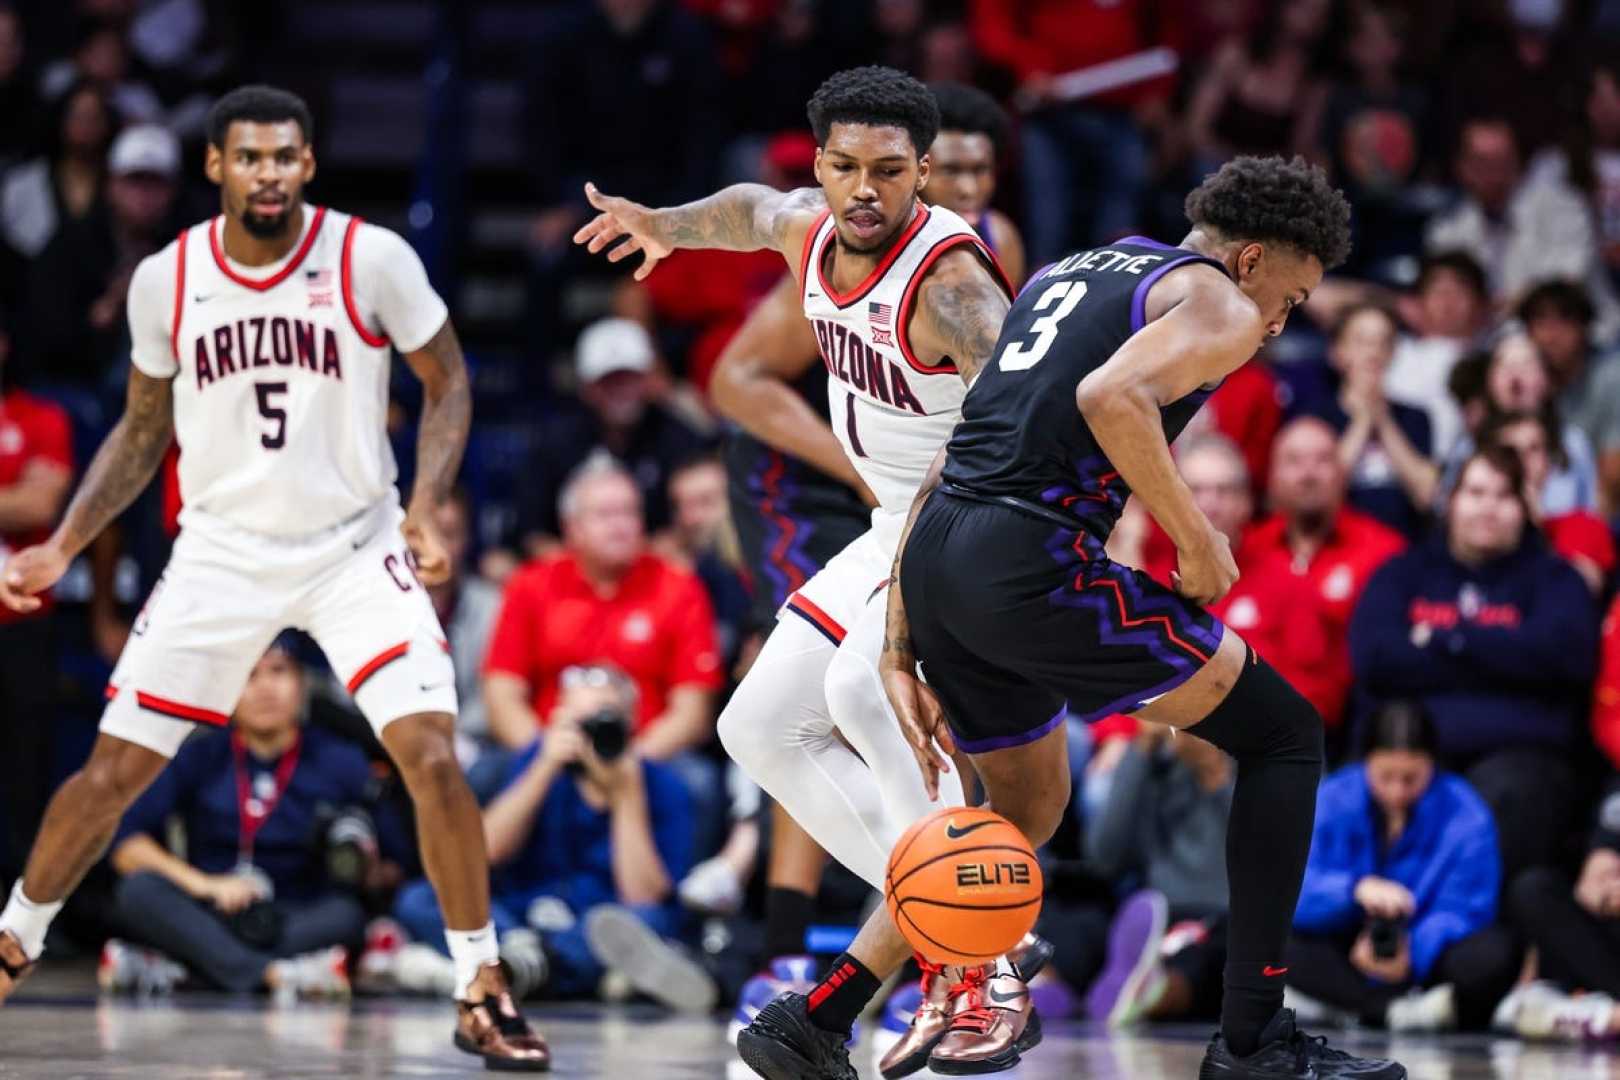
xmin=0 ymin=550 xmax=276 ymax=1003
xmin=305 ymin=522 xmax=547 ymax=1071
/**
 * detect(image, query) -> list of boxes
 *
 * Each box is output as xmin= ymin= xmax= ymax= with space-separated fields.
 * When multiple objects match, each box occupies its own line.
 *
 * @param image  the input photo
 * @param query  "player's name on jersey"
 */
xmin=1045 ymin=247 xmax=1168 ymax=279
xmin=188 ymin=315 xmax=344 ymax=390
xmin=809 ymin=317 xmax=928 ymax=416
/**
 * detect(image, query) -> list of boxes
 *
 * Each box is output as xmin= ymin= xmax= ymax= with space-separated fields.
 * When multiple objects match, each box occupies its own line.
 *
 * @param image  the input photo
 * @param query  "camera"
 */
xmin=567 ymin=708 xmax=630 ymax=774
xmin=1369 ymin=916 xmax=1407 ymax=960
xmin=224 ymin=865 xmax=282 ymax=949
xmin=312 ymin=804 xmax=379 ymax=890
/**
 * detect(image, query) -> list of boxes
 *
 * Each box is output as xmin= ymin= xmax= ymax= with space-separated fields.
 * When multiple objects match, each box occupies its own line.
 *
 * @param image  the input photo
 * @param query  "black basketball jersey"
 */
xmin=941 ymin=237 xmax=1228 ymax=540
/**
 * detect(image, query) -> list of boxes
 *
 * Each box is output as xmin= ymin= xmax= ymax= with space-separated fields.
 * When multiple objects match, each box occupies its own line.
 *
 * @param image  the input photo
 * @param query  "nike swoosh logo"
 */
xmin=1262 ymin=965 xmax=1288 ymax=977
xmin=193 ymin=293 xmax=217 ymax=303
xmin=988 ymin=987 xmax=1028 ymax=1004
xmin=945 ymin=819 xmax=997 ymax=840
xmin=420 ymin=682 xmax=451 ymax=693
xmin=806 ymin=291 xmax=820 ymax=299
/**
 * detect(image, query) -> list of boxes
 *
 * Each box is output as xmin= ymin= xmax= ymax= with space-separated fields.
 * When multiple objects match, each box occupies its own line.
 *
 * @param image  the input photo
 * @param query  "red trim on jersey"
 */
xmin=896 ymin=234 xmax=1014 ymax=376
xmin=207 ymin=205 xmax=328 ymax=291
xmin=436 ymin=638 xmax=451 ymax=654
xmin=170 ymin=228 xmax=189 ymax=361
xmin=105 ymin=683 xmax=119 ymax=701
xmin=347 ymin=641 xmax=410 ymax=695
xmin=814 ymin=203 xmax=932 ymax=309
xmin=341 ymin=216 xmax=391 ymax=348
xmin=135 ymin=690 xmax=230 ymax=726
xmin=785 ymin=593 xmax=846 ymax=646
xmin=799 ymin=209 xmax=831 ymax=304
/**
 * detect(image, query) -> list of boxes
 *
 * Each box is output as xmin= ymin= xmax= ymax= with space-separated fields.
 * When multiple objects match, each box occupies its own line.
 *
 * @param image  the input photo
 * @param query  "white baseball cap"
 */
xmin=576 ymin=317 xmax=655 ymax=383
xmin=109 ymin=124 xmax=180 ymax=179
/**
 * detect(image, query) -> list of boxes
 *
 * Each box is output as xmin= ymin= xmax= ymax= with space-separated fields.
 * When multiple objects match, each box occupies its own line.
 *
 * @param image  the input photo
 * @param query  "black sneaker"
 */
xmin=1200 ymin=1009 xmax=1407 ymax=1079
xmin=737 ymin=992 xmax=859 ymax=1080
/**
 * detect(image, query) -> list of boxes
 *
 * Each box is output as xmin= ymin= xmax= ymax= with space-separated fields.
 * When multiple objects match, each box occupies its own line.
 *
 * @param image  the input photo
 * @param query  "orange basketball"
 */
xmin=885 ymin=806 xmax=1043 ymax=966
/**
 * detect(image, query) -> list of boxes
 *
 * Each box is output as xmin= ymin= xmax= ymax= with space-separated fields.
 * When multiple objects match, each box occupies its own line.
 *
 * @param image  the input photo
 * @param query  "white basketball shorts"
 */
xmin=778 ymin=509 xmax=904 ymax=647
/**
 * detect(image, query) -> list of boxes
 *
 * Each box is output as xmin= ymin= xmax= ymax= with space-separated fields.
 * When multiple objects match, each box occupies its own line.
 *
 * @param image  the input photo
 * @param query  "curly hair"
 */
xmin=807 ymin=66 xmax=939 ymax=158
xmin=207 ymin=84 xmax=314 ymax=149
xmin=928 ymin=82 xmax=1009 ymax=154
xmin=1184 ymin=155 xmax=1352 ymax=270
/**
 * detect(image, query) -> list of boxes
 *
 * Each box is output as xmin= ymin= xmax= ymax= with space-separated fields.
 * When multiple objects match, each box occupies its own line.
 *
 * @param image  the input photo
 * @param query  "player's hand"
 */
xmin=1171 ymin=527 xmax=1238 ymax=606
xmin=203 ymin=874 xmax=262 ymax=914
xmin=880 ymin=654 xmax=955 ymax=802
xmin=0 ymin=542 xmax=70 ymax=614
xmin=573 ymin=182 xmax=673 ymax=282
xmin=402 ymin=507 xmax=451 ymax=586
xmin=1354 ymin=875 xmax=1417 ymax=920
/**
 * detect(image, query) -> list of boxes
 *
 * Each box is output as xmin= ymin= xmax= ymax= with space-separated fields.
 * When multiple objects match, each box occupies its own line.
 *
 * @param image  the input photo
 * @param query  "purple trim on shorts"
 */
xmin=753 ymin=453 xmax=821 ymax=608
xmin=1130 ymin=254 xmax=1215 ymax=333
xmin=954 ymin=704 xmax=1069 ymax=754
xmin=1069 ymin=664 xmax=1202 ymax=726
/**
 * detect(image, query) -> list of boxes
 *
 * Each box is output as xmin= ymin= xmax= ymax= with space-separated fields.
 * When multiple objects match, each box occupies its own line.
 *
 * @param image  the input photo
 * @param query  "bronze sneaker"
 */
xmin=454 ymin=962 xmax=551 ymax=1072
xmin=878 ymin=957 xmax=956 ymax=1079
xmin=1007 ymin=932 xmax=1055 ymax=981
xmin=927 ymin=965 xmax=1043 ymax=1076
xmin=0 ymin=930 xmax=36 ymax=1006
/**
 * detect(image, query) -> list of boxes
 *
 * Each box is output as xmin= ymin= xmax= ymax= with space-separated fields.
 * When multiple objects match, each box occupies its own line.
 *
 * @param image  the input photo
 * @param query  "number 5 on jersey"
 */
xmin=997 ymin=281 xmax=1087 ymax=372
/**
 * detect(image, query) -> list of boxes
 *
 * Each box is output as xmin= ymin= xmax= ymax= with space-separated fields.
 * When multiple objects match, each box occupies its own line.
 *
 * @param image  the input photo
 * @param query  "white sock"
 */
xmin=445 ymin=922 xmax=499 ymax=1000
xmin=1 ymin=881 xmax=63 ymax=961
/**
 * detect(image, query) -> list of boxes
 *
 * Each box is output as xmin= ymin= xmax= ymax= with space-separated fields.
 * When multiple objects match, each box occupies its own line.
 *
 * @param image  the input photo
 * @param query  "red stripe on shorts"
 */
xmin=347 ymin=641 xmax=410 ymax=695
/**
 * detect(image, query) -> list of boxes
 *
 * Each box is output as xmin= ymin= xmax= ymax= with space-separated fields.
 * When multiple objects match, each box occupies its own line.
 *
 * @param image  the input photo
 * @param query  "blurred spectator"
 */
xmin=0 ymin=312 xmax=71 ymax=876
xmin=922 ymin=81 xmax=1026 ymax=288
xmin=1350 ymin=447 xmax=1598 ymax=879
xmin=1386 ymin=251 xmax=1490 ymax=460
xmin=657 ymin=454 xmax=749 ymax=667
xmin=1194 ymin=355 xmax=1284 ymax=503
xmin=1425 ymin=116 xmax=1619 ymax=342
xmin=1440 ymin=0 xmax=1583 ymax=162
xmin=1482 ymin=408 xmax=1615 ymax=592
xmin=486 ymin=455 xmax=722 ymax=762
xmin=1315 ymin=3 xmax=1427 ymax=218
xmin=1518 ymin=280 xmax=1620 ymax=509
xmin=1501 ymin=776 xmax=1620 ymax=1040
xmin=0 ymin=4 xmax=39 ymax=165
xmin=428 ymin=489 xmax=508 ymax=800
xmin=1080 ymin=725 xmax=1234 ymax=1027
xmin=971 ymin=0 xmax=1178 ymax=264
xmin=102 ymin=643 xmax=370 ymax=998
xmin=1219 ymin=418 xmax=1405 ymax=738
xmin=39 ymin=14 xmax=163 ymax=123
xmin=26 ymin=122 xmax=179 ymax=388
xmin=0 ymin=78 xmax=114 ymax=261
xmin=1528 ymin=56 xmax=1620 ymax=298
xmin=1186 ymin=0 xmax=1332 ymax=165
xmin=514 ymin=318 xmax=712 ymax=548
xmin=1293 ymin=303 xmax=1433 ymax=536
xmin=394 ymin=665 xmax=715 ymax=1010
xmin=1288 ymin=701 xmax=1512 ymax=1032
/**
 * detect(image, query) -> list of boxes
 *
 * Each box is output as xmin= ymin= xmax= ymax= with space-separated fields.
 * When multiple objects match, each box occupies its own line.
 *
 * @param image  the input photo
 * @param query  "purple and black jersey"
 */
xmin=942 ymin=238 xmax=1226 ymax=543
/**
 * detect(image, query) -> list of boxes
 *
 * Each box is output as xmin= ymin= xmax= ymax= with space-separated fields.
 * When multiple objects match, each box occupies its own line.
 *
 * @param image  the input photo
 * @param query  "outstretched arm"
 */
xmin=573 ymin=181 xmax=826 ymax=280
xmin=401 ymin=319 xmax=472 ymax=585
xmin=0 ymin=370 xmax=173 ymax=613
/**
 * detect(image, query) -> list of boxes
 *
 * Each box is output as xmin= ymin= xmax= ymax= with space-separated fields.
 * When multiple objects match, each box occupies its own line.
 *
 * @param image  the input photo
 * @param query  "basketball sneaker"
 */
xmin=0 ymin=929 xmax=35 ymax=1004
xmin=454 ymin=960 xmax=551 ymax=1072
xmin=876 ymin=959 xmax=950 ymax=1078
xmin=737 ymin=992 xmax=858 ymax=1080
xmin=1198 ymin=1008 xmax=1407 ymax=1078
xmin=729 ymin=955 xmax=819 ymax=1046
xmin=97 ymin=939 xmax=187 ymax=996
xmin=1085 ymin=889 xmax=1168 ymax=1027
xmin=583 ymin=904 xmax=718 ymax=1014
xmin=927 ymin=962 xmax=1043 ymax=1075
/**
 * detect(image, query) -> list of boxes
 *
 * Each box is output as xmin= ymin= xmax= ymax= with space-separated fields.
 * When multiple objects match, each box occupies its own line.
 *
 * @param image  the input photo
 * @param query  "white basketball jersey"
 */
xmin=161 ymin=207 xmax=404 ymax=537
xmin=798 ymin=202 xmax=1010 ymax=517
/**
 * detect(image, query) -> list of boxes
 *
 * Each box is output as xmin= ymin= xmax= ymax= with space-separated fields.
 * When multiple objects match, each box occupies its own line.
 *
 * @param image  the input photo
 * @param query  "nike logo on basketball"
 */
xmin=945 ymin=819 xmax=996 ymax=840
xmin=988 ymin=987 xmax=1028 ymax=1004
xmin=1262 ymin=965 xmax=1288 ymax=977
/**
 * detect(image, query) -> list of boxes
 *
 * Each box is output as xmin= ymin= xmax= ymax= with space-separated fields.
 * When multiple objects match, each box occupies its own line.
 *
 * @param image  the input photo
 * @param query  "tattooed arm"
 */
xmin=0 ymin=371 xmax=174 ymax=612
xmin=401 ymin=318 xmax=472 ymax=586
xmin=573 ymin=181 xmax=826 ymax=280
xmin=905 ymin=245 xmax=1012 ymax=384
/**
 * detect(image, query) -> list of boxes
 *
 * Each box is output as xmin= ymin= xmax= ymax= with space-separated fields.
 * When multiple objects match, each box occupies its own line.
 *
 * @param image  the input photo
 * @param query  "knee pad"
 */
xmin=1189 ymin=653 xmax=1323 ymax=767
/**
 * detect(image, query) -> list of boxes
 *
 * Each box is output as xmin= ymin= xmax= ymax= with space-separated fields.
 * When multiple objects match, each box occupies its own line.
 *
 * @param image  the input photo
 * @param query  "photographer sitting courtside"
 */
xmin=102 ymin=639 xmax=374 ymax=997
xmin=394 ymin=664 xmax=716 ymax=1011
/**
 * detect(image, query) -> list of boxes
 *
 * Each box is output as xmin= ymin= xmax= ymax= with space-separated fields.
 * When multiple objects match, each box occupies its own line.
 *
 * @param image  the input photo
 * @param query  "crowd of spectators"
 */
xmin=4 ymin=0 xmax=1620 ymax=1049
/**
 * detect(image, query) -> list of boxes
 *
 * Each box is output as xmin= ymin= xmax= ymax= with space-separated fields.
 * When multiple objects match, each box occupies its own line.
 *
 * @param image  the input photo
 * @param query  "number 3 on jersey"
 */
xmin=997 ymin=280 xmax=1087 ymax=372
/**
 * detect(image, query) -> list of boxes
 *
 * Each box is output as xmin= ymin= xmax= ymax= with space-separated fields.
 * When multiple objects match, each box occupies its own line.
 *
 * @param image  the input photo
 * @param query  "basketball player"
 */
xmin=575 ymin=67 xmax=1041 ymax=1079
xmin=0 ymin=87 xmax=548 ymax=1070
xmin=883 ymin=157 xmax=1406 ymax=1078
xmin=922 ymin=82 xmax=1025 ymax=290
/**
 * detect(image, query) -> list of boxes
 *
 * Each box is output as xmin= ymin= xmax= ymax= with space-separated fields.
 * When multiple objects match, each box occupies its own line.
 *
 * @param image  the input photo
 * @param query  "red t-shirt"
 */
xmin=1203 ymin=361 xmax=1283 ymax=501
xmin=1213 ymin=510 xmax=1405 ymax=729
xmin=484 ymin=550 xmax=724 ymax=733
xmin=970 ymin=0 xmax=1179 ymax=108
xmin=1592 ymin=592 xmax=1620 ymax=772
xmin=1544 ymin=511 xmax=1617 ymax=579
xmin=643 ymin=249 xmax=784 ymax=394
xmin=0 ymin=390 xmax=73 ymax=623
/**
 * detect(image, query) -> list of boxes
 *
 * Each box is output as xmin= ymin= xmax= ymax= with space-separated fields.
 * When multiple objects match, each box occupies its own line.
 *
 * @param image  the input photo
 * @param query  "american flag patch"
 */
xmin=305 ymin=268 xmax=333 ymax=287
xmin=869 ymin=301 xmax=894 ymax=345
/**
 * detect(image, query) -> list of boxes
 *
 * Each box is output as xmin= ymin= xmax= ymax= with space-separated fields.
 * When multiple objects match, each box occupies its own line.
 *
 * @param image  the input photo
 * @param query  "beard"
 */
xmin=240 ymin=204 xmax=293 ymax=239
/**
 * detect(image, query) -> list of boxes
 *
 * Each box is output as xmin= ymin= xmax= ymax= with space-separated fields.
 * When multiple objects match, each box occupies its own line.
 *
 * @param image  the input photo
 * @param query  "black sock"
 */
xmin=1189 ymin=656 xmax=1322 ymax=1058
xmin=805 ymin=952 xmax=881 ymax=1036
xmin=763 ymin=886 xmax=816 ymax=961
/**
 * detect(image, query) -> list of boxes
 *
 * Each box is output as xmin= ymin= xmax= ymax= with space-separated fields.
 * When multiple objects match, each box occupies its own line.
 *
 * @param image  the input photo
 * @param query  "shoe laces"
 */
xmin=1289 ymin=1028 xmax=1354 ymax=1070
xmin=947 ymin=966 xmax=995 ymax=1034
xmin=918 ymin=958 xmax=946 ymax=998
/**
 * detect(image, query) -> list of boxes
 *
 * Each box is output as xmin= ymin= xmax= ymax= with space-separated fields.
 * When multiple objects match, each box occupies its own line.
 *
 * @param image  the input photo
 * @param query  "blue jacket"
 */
xmin=1348 ymin=534 xmax=1598 ymax=761
xmin=1294 ymin=765 xmax=1500 ymax=981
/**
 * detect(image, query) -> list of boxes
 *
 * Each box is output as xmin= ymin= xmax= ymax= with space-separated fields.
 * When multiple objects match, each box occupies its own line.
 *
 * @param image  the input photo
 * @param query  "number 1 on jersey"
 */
xmin=997 ymin=280 xmax=1088 ymax=372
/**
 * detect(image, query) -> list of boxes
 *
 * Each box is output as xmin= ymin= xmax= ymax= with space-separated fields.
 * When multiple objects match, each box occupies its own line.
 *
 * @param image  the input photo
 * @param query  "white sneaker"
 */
xmin=268 ymin=946 xmax=350 ymax=1002
xmin=677 ymin=856 xmax=744 ymax=915
xmin=1516 ymin=986 xmax=1620 ymax=1041
xmin=1492 ymin=980 xmax=1558 ymax=1034
xmin=1386 ymin=983 xmax=1457 ymax=1033
xmin=97 ymin=939 xmax=186 ymax=996
xmin=391 ymin=942 xmax=459 ymax=997
xmin=498 ymin=927 xmax=549 ymax=999
xmin=1283 ymin=986 xmax=1357 ymax=1028
xmin=584 ymin=904 xmax=718 ymax=1013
